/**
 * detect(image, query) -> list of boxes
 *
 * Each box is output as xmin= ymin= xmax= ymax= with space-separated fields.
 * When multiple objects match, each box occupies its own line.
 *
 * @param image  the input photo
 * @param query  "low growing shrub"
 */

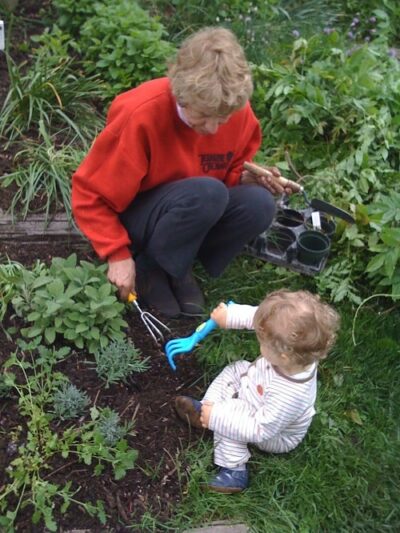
xmin=96 ymin=407 xmax=130 ymax=447
xmin=53 ymin=382 xmax=90 ymax=420
xmin=11 ymin=254 xmax=128 ymax=353
xmin=94 ymin=339 xmax=150 ymax=388
xmin=365 ymin=192 xmax=400 ymax=296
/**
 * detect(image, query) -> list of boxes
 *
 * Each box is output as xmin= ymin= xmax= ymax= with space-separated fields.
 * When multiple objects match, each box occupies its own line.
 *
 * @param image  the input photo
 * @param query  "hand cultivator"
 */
xmin=165 ymin=318 xmax=217 ymax=371
xmin=128 ymin=292 xmax=171 ymax=345
xmin=165 ymin=301 xmax=233 ymax=371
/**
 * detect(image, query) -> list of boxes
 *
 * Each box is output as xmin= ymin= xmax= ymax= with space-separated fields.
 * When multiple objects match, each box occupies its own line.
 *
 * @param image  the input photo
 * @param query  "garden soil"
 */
xmin=0 ymin=2 xmax=209 ymax=531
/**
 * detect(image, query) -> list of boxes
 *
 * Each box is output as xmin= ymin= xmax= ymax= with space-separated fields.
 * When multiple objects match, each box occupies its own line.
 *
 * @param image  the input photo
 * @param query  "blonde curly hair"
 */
xmin=253 ymin=289 xmax=340 ymax=366
xmin=168 ymin=27 xmax=253 ymax=117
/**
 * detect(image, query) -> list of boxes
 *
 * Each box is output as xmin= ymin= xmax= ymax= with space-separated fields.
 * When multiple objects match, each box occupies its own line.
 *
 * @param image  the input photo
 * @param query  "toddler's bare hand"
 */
xmin=200 ymin=401 xmax=214 ymax=428
xmin=210 ymin=302 xmax=228 ymax=328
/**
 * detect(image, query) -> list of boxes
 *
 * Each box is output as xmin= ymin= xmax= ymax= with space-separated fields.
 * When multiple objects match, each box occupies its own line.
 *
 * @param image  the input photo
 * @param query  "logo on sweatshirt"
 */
xmin=199 ymin=151 xmax=234 ymax=173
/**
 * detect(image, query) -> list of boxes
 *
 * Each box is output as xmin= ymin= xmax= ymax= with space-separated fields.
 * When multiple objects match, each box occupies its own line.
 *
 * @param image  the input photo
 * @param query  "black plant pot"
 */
xmin=297 ymin=230 xmax=331 ymax=266
xmin=265 ymin=227 xmax=296 ymax=255
xmin=276 ymin=209 xmax=304 ymax=228
xmin=305 ymin=213 xmax=336 ymax=238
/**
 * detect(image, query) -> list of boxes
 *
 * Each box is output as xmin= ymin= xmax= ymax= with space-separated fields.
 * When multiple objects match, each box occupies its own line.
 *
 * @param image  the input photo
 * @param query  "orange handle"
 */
xmin=243 ymin=161 xmax=303 ymax=193
xmin=127 ymin=292 xmax=137 ymax=303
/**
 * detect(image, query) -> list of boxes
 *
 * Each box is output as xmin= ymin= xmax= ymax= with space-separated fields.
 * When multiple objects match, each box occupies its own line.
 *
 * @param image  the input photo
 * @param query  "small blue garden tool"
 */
xmin=165 ymin=301 xmax=233 ymax=371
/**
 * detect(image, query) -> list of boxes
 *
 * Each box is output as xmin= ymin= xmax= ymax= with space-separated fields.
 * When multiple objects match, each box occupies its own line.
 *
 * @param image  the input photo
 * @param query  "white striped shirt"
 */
xmin=207 ymin=304 xmax=317 ymax=452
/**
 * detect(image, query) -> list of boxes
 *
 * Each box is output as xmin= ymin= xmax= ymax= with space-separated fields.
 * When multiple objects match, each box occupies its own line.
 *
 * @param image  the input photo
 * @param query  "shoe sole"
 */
xmin=201 ymin=483 xmax=245 ymax=494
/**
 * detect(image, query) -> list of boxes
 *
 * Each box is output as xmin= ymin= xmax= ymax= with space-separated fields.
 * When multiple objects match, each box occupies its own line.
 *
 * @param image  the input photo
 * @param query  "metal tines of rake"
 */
xmin=127 ymin=292 xmax=171 ymax=345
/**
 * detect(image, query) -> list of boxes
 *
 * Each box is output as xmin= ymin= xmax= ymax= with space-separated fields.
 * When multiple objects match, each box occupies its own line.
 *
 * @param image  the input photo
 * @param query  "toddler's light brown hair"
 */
xmin=253 ymin=289 xmax=340 ymax=366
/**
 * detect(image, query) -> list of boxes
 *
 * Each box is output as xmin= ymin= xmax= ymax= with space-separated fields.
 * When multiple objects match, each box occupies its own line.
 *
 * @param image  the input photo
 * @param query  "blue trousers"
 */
xmin=120 ymin=177 xmax=275 ymax=279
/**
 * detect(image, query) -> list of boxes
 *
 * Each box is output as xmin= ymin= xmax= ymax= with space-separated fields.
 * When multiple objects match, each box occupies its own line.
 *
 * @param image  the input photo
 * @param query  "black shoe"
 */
xmin=170 ymin=271 xmax=205 ymax=316
xmin=175 ymin=396 xmax=203 ymax=429
xmin=135 ymin=261 xmax=180 ymax=318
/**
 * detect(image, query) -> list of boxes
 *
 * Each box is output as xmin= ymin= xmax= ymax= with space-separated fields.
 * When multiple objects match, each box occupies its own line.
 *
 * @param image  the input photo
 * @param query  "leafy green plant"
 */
xmin=250 ymin=28 xmax=400 ymax=302
xmin=144 ymin=0 xmax=343 ymax=63
xmin=365 ymin=192 xmax=400 ymax=296
xmin=53 ymin=382 xmax=90 ymax=420
xmin=0 ymin=373 xmax=13 ymax=397
xmin=252 ymin=33 xmax=400 ymax=196
xmin=11 ymin=254 xmax=128 ymax=353
xmin=50 ymin=0 xmax=98 ymax=37
xmin=0 ymin=258 xmax=45 ymax=324
xmin=79 ymin=0 xmax=175 ymax=99
xmin=315 ymin=258 xmax=363 ymax=304
xmin=77 ymin=406 xmax=138 ymax=480
xmin=94 ymin=339 xmax=149 ymax=388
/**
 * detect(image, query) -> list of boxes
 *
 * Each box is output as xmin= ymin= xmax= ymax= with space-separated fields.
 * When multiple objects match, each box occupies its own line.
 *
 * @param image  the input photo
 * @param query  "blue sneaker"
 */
xmin=175 ymin=396 xmax=203 ymax=429
xmin=203 ymin=467 xmax=249 ymax=494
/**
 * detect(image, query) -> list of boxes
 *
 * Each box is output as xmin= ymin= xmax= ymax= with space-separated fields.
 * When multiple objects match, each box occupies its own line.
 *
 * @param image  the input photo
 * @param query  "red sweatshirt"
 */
xmin=72 ymin=77 xmax=261 ymax=262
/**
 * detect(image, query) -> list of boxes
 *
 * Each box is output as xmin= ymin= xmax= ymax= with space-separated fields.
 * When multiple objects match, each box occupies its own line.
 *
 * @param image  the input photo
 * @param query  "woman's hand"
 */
xmin=241 ymin=166 xmax=293 ymax=195
xmin=107 ymin=257 xmax=136 ymax=300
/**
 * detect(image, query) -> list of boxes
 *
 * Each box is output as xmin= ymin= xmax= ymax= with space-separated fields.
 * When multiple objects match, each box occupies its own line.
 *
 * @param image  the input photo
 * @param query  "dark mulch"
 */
xmin=0 ymin=3 xmax=208 ymax=530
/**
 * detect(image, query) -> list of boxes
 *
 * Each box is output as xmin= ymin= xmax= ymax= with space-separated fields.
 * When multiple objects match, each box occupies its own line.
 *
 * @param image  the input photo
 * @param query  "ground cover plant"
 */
xmin=0 ymin=0 xmax=399 ymax=530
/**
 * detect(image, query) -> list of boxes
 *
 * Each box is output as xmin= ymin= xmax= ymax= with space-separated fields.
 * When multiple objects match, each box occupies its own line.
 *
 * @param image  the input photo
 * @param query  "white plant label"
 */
xmin=312 ymin=211 xmax=322 ymax=230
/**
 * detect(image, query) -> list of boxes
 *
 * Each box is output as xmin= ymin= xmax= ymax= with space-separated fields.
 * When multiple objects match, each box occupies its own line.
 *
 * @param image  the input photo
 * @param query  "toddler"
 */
xmin=175 ymin=289 xmax=340 ymax=493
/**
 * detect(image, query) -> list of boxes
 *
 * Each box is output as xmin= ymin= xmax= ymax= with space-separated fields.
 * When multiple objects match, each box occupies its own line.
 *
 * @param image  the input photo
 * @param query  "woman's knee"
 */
xmin=233 ymin=185 xmax=276 ymax=230
xmin=178 ymin=177 xmax=229 ymax=220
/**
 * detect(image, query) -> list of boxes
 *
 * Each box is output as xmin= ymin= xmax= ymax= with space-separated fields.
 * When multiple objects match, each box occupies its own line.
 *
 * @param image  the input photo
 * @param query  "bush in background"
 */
xmin=78 ymin=0 xmax=175 ymax=99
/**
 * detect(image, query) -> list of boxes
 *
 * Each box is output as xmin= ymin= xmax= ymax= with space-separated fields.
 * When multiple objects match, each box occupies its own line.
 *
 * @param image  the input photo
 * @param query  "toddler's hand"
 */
xmin=210 ymin=302 xmax=228 ymax=328
xmin=200 ymin=401 xmax=214 ymax=428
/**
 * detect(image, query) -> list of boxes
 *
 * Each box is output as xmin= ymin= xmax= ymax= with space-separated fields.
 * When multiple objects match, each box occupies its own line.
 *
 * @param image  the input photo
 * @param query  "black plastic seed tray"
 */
xmin=245 ymin=206 xmax=336 ymax=276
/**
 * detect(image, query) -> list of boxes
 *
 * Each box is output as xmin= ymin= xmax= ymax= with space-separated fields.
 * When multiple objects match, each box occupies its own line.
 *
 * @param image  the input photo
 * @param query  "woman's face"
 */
xmin=182 ymin=106 xmax=232 ymax=135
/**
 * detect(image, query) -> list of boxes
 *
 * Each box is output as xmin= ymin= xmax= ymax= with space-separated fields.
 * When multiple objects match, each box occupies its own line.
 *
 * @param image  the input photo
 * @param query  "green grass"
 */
xmin=162 ymin=256 xmax=400 ymax=532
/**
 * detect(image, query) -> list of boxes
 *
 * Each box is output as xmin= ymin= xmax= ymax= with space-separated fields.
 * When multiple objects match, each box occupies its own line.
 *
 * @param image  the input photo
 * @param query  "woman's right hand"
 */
xmin=107 ymin=257 xmax=136 ymax=301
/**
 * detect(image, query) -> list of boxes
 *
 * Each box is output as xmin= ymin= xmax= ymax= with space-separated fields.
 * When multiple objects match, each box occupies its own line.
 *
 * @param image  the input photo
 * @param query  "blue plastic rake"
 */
xmin=164 ymin=301 xmax=233 ymax=371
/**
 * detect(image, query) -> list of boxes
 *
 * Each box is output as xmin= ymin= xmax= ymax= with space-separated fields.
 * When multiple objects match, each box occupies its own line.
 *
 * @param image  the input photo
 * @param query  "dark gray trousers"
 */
xmin=120 ymin=177 xmax=275 ymax=279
